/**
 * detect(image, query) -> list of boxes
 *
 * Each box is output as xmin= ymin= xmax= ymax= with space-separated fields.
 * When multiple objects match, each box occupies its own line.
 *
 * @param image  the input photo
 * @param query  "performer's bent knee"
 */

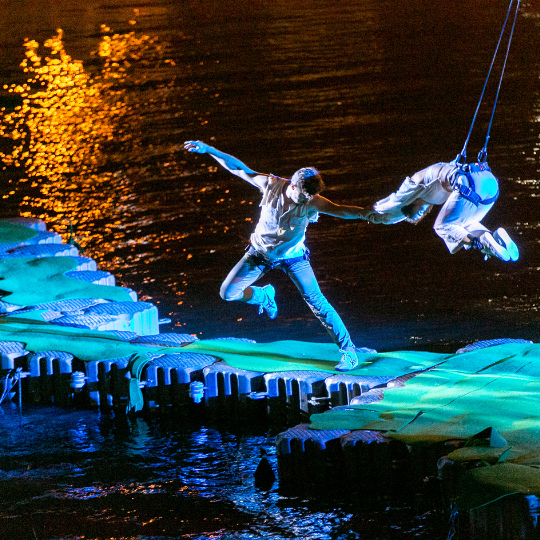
xmin=220 ymin=284 xmax=244 ymax=302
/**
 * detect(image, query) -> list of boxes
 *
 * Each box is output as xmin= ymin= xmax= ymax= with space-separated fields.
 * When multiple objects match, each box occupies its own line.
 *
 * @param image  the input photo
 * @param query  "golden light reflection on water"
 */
xmin=1 ymin=28 xmax=123 ymax=179
xmin=0 ymin=23 xmax=179 ymax=266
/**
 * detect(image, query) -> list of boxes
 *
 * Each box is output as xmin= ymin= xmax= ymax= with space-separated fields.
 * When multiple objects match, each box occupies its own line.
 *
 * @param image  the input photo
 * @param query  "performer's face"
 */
xmin=289 ymin=167 xmax=321 ymax=204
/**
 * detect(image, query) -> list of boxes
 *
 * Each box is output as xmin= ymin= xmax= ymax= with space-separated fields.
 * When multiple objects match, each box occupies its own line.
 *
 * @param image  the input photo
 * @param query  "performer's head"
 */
xmin=289 ymin=167 xmax=325 ymax=203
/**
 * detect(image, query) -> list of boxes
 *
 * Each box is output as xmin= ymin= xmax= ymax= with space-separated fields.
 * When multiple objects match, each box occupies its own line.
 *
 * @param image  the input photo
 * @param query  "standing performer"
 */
xmin=183 ymin=140 xmax=375 ymax=371
xmin=362 ymin=161 xmax=519 ymax=261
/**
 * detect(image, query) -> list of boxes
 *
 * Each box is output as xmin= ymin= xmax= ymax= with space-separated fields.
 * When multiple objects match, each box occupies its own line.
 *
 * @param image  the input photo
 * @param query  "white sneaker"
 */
xmin=258 ymin=285 xmax=278 ymax=319
xmin=479 ymin=232 xmax=510 ymax=261
xmin=335 ymin=348 xmax=359 ymax=372
xmin=493 ymin=228 xmax=519 ymax=262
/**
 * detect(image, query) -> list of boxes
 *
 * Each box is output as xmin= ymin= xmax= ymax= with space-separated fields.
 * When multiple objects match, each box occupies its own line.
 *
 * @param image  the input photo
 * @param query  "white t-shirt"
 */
xmin=411 ymin=162 xmax=462 ymax=205
xmin=249 ymin=176 xmax=319 ymax=261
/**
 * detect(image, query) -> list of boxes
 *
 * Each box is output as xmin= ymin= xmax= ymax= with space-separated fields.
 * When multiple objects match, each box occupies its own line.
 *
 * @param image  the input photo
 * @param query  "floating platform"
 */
xmin=1 ymin=217 xmax=540 ymax=539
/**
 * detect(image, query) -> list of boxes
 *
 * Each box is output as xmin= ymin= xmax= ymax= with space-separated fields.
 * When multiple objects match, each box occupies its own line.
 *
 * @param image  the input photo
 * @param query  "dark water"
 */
xmin=1 ymin=0 xmax=539 ymax=537
xmin=1 ymin=405 xmax=447 ymax=539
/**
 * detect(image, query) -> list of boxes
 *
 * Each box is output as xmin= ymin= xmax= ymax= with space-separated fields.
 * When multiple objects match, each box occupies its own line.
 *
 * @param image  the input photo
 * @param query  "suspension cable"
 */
xmin=478 ymin=0 xmax=521 ymax=163
xmin=455 ymin=0 xmax=520 ymax=166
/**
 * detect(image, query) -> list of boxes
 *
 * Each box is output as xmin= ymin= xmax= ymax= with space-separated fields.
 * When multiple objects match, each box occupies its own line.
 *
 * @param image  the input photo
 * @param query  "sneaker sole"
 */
xmin=493 ymin=228 xmax=519 ymax=262
xmin=482 ymin=232 xmax=510 ymax=262
xmin=335 ymin=363 xmax=359 ymax=372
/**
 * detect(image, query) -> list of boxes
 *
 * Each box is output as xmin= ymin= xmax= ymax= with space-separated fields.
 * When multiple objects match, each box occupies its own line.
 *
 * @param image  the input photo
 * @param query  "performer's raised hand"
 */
xmin=183 ymin=140 xmax=209 ymax=153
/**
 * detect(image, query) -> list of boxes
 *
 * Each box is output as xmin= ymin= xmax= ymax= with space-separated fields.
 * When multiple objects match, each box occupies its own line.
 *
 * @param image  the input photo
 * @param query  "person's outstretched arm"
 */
xmin=311 ymin=194 xmax=368 ymax=219
xmin=184 ymin=140 xmax=269 ymax=190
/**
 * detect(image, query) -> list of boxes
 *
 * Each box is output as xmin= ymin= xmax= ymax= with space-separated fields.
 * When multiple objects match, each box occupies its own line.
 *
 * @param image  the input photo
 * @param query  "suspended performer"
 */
xmin=183 ymin=140 xmax=376 ymax=371
xmin=361 ymin=161 xmax=519 ymax=262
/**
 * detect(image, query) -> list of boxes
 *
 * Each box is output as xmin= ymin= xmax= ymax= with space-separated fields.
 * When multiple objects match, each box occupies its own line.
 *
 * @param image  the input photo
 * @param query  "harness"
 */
xmin=453 ymin=162 xmax=499 ymax=207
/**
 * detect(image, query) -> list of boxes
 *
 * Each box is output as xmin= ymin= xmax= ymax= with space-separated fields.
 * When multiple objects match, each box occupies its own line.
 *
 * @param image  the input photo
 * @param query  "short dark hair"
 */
xmin=291 ymin=167 xmax=325 ymax=199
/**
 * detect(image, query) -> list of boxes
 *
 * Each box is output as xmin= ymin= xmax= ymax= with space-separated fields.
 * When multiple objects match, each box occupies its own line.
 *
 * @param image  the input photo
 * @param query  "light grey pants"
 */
xmin=220 ymin=250 xmax=355 ymax=350
xmin=368 ymin=174 xmax=497 ymax=253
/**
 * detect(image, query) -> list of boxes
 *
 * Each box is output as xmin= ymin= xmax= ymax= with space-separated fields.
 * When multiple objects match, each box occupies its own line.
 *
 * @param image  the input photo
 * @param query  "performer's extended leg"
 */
xmin=220 ymin=253 xmax=277 ymax=318
xmin=283 ymin=258 xmax=372 ymax=371
xmin=434 ymin=194 xmax=518 ymax=261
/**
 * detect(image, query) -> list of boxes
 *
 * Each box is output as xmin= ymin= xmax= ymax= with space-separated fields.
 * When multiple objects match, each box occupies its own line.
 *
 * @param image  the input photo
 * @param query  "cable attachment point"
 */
xmin=453 ymin=153 xmax=467 ymax=167
xmin=477 ymin=144 xmax=489 ymax=164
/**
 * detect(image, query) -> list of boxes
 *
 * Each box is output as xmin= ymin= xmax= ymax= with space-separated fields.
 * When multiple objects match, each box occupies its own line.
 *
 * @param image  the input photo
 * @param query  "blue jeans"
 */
xmin=220 ymin=249 xmax=355 ymax=350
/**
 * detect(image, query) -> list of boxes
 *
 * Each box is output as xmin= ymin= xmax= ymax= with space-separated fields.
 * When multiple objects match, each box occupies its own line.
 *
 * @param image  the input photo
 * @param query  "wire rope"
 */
xmin=455 ymin=0 xmax=521 ymax=165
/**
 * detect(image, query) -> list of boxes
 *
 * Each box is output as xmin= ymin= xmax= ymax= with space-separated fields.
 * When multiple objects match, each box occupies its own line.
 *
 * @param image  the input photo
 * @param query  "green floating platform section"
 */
xmin=0 ymin=221 xmax=38 ymax=243
xmin=0 ymin=317 xmax=445 ymax=411
xmin=0 ymin=257 xmax=133 ymax=305
xmin=182 ymin=339 xmax=447 ymax=375
xmin=0 ymin=317 xmax=189 ymax=412
xmin=0 ymin=317 xmax=442 ymax=375
xmin=8 ymin=314 xmax=540 ymax=469
xmin=4 ymin=316 xmax=540 ymax=460
xmin=309 ymin=341 xmax=540 ymax=463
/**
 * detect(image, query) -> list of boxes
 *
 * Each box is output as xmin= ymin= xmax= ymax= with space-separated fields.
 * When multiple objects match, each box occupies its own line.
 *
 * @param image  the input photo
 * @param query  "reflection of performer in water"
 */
xmin=362 ymin=161 xmax=519 ymax=262
xmin=184 ymin=140 xmax=376 ymax=372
